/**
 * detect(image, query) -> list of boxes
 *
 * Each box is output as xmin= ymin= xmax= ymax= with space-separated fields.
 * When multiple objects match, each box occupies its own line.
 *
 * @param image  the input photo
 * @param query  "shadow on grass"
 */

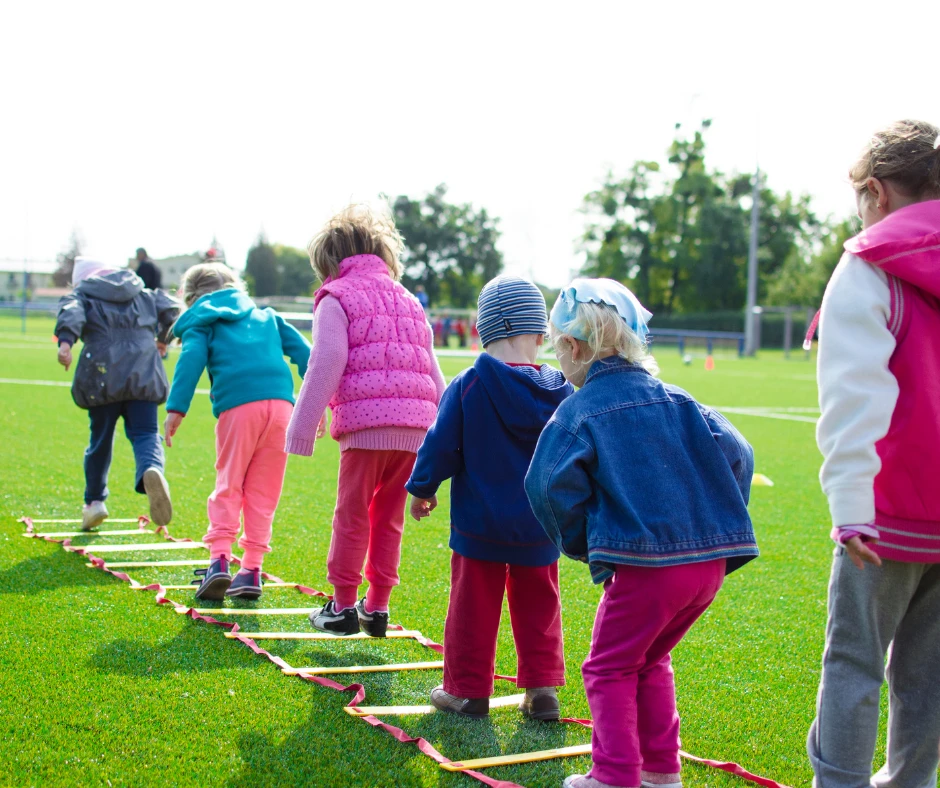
xmin=0 ymin=552 xmax=115 ymax=595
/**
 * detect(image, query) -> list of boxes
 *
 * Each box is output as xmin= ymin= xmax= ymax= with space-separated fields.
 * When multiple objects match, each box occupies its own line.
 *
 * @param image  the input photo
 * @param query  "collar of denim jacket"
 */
xmin=584 ymin=355 xmax=649 ymax=384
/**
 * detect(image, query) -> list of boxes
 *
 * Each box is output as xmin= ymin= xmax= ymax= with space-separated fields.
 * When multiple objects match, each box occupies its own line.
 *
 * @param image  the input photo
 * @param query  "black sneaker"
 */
xmin=355 ymin=598 xmax=389 ymax=638
xmin=193 ymin=557 xmax=232 ymax=601
xmin=430 ymin=686 xmax=489 ymax=718
xmin=226 ymin=569 xmax=262 ymax=601
xmin=309 ymin=599 xmax=360 ymax=636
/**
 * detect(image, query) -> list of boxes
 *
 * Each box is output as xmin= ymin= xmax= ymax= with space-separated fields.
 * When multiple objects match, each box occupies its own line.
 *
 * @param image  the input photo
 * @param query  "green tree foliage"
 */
xmin=765 ymin=218 xmax=856 ymax=307
xmin=391 ymin=184 xmax=503 ymax=308
xmin=274 ymin=244 xmax=316 ymax=297
xmin=245 ymin=233 xmax=278 ymax=297
xmin=580 ymin=122 xmax=831 ymax=314
xmin=53 ymin=229 xmax=83 ymax=288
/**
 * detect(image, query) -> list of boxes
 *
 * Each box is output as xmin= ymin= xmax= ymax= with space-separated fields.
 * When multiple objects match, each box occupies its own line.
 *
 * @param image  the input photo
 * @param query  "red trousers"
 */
xmin=442 ymin=552 xmax=566 ymax=698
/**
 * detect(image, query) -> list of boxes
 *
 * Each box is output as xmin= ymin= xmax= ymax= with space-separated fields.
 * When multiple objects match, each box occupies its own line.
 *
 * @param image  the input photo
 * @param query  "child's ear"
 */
xmin=536 ymin=334 xmax=545 ymax=347
xmin=568 ymin=337 xmax=583 ymax=362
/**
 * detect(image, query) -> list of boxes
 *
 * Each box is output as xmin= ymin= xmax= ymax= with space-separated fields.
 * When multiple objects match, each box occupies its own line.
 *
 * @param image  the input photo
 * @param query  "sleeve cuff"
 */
xmin=405 ymin=481 xmax=439 ymax=499
xmin=831 ymin=525 xmax=880 ymax=544
xmin=285 ymin=436 xmax=314 ymax=456
xmin=166 ymin=410 xmax=186 ymax=417
xmin=57 ymin=333 xmax=75 ymax=346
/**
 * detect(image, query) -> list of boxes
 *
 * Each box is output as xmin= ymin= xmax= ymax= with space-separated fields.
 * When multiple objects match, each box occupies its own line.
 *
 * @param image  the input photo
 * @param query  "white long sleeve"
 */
xmin=816 ymin=253 xmax=898 ymax=527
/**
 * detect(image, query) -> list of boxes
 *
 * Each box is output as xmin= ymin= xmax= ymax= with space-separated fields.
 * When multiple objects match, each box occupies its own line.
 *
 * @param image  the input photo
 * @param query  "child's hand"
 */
xmin=164 ymin=412 xmax=184 ymax=448
xmin=156 ymin=341 xmax=168 ymax=359
xmin=410 ymin=495 xmax=437 ymax=521
xmin=316 ymin=413 xmax=328 ymax=440
xmin=845 ymin=535 xmax=882 ymax=570
xmin=57 ymin=342 xmax=72 ymax=371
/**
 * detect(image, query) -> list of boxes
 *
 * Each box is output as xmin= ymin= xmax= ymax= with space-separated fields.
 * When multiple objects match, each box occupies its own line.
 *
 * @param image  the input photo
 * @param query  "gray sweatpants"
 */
xmin=808 ymin=548 xmax=940 ymax=788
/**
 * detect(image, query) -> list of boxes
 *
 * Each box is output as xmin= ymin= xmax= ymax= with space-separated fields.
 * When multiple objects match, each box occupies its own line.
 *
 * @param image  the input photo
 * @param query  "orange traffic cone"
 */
xmin=704 ymin=355 xmax=715 ymax=371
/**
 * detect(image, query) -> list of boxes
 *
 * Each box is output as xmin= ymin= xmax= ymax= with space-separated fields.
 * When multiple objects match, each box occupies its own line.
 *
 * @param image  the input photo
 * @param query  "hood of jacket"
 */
xmin=75 ymin=269 xmax=144 ymax=303
xmin=473 ymin=352 xmax=572 ymax=442
xmin=845 ymin=199 xmax=940 ymax=298
xmin=172 ymin=288 xmax=257 ymax=337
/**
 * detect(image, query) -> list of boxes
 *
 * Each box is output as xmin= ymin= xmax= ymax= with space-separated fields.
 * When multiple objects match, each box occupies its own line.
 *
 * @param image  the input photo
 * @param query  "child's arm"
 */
xmin=154 ymin=290 xmax=181 ymax=344
xmin=424 ymin=320 xmax=447 ymax=403
xmin=405 ymin=378 xmax=465 ymax=518
xmin=284 ymin=297 xmax=347 ymax=456
xmin=54 ymin=292 xmax=86 ymax=359
xmin=817 ymin=255 xmax=898 ymax=539
xmin=525 ymin=419 xmax=595 ymax=561
xmin=275 ymin=314 xmax=312 ymax=378
xmin=164 ymin=324 xmax=210 ymax=436
xmin=699 ymin=407 xmax=754 ymax=504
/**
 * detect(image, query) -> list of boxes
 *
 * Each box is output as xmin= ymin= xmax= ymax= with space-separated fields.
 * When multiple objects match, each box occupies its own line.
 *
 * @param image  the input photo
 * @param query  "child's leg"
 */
xmin=581 ymin=561 xmax=723 ymax=788
xmin=873 ymin=563 xmax=940 ymax=788
xmin=239 ymin=401 xmax=292 ymax=570
xmin=506 ymin=561 xmax=566 ymax=689
xmin=120 ymin=400 xmax=164 ymax=493
xmin=328 ymin=449 xmax=385 ymax=610
xmin=807 ymin=552 xmax=920 ymax=788
xmin=362 ymin=450 xmax=415 ymax=612
xmin=205 ymin=403 xmax=263 ymax=562
xmin=442 ymin=553 xmax=506 ymax=698
xmin=84 ymin=403 xmax=122 ymax=503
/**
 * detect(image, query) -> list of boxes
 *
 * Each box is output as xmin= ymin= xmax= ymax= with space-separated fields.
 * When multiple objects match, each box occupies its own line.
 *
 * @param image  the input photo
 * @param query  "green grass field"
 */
xmin=0 ymin=314 xmax=878 ymax=787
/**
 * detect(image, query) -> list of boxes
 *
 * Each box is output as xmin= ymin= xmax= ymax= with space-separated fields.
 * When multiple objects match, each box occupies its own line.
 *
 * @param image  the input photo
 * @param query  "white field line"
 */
xmin=717 ymin=407 xmax=818 ymax=425
xmin=0 ymin=378 xmax=210 ymax=395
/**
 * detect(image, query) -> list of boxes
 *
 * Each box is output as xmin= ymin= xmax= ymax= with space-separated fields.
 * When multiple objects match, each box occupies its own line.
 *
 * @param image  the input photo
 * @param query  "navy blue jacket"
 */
xmin=525 ymin=357 xmax=758 ymax=583
xmin=406 ymin=353 xmax=574 ymax=566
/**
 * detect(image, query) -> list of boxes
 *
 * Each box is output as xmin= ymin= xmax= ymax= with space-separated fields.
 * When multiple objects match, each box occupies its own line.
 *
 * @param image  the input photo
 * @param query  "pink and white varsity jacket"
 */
xmin=817 ymin=200 xmax=940 ymax=562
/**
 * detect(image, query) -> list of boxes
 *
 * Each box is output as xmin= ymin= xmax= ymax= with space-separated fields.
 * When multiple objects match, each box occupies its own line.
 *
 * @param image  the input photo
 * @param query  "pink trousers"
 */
xmin=583 ymin=560 xmax=725 ymax=788
xmin=205 ymin=399 xmax=292 ymax=570
xmin=327 ymin=448 xmax=416 ymax=611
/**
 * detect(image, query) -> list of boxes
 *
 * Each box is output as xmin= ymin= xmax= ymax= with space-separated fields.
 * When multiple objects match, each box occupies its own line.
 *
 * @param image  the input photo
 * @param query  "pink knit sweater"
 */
xmin=285 ymin=296 xmax=446 ymax=456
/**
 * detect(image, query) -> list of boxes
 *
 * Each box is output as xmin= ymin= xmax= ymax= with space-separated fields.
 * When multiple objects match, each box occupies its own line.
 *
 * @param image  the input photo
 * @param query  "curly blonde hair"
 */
xmin=549 ymin=300 xmax=659 ymax=375
xmin=850 ymin=119 xmax=940 ymax=200
xmin=178 ymin=263 xmax=242 ymax=307
xmin=308 ymin=203 xmax=405 ymax=282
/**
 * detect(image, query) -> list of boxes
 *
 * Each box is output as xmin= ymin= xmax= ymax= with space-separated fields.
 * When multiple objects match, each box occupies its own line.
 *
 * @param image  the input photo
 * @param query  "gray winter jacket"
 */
xmin=55 ymin=270 xmax=180 ymax=409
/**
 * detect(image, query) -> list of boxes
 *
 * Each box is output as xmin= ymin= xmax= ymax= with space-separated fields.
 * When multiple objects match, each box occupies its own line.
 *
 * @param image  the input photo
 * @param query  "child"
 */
xmin=286 ymin=204 xmax=445 ymax=636
xmin=407 ymin=276 xmax=574 ymax=720
xmin=525 ymin=278 xmax=758 ymax=788
xmin=808 ymin=120 xmax=940 ymax=788
xmin=163 ymin=263 xmax=310 ymax=601
xmin=55 ymin=257 xmax=179 ymax=531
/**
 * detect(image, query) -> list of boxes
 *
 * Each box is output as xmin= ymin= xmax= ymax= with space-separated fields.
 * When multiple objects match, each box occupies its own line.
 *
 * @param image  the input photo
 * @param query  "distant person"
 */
xmin=525 ymin=278 xmax=758 ymax=788
xmin=135 ymin=247 xmax=162 ymax=290
xmin=408 ymin=276 xmax=574 ymax=722
xmin=808 ymin=119 xmax=940 ymax=788
xmin=286 ymin=204 xmax=445 ymax=637
xmin=455 ymin=318 xmax=467 ymax=347
xmin=54 ymin=257 xmax=179 ymax=531
xmin=415 ymin=283 xmax=429 ymax=311
xmin=163 ymin=263 xmax=311 ymax=601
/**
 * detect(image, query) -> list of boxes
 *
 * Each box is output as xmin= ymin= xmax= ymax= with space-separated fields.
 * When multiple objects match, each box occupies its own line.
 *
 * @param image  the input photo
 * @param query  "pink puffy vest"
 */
xmin=314 ymin=254 xmax=438 ymax=439
xmin=845 ymin=200 xmax=940 ymax=561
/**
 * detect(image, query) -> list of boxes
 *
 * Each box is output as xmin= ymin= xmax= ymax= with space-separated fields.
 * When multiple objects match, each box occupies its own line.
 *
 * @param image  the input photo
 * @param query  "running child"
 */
xmin=286 ymin=204 xmax=445 ymax=637
xmin=163 ymin=263 xmax=310 ymax=601
xmin=525 ymin=278 xmax=758 ymax=788
xmin=407 ymin=276 xmax=573 ymax=721
xmin=55 ymin=257 xmax=179 ymax=531
xmin=808 ymin=119 xmax=940 ymax=788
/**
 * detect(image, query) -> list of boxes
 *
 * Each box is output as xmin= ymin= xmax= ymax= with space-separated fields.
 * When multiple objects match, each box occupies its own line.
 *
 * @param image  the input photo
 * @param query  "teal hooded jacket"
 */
xmin=166 ymin=288 xmax=311 ymax=418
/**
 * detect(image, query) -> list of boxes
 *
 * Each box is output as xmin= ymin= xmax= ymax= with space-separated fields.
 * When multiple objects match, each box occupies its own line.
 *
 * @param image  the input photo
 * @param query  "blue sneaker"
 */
xmin=226 ymin=569 xmax=262 ymax=601
xmin=193 ymin=557 xmax=231 ymax=601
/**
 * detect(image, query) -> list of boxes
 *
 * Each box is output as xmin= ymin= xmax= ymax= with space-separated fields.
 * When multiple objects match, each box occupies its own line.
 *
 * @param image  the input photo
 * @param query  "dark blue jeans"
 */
xmin=84 ymin=400 xmax=164 ymax=504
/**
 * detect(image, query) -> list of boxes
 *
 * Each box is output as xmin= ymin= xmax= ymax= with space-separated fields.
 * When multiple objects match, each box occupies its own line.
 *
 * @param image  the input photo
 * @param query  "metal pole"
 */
xmin=783 ymin=308 xmax=793 ymax=359
xmin=21 ymin=260 xmax=27 ymax=334
xmin=744 ymin=168 xmax=761 ymax=356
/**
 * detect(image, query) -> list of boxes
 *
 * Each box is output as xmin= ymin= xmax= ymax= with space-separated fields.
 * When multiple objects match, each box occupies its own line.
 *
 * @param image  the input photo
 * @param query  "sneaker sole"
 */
xmin=358 ymin=618 xmax=388 ymax=638
xmin=521 ymin=708 xmax=560 ymax=722
xmin=430 ymin=697 xmax=489 ymax=719
xmin=225 ymin=586 xmax=262 ymax=601
xmin=142 ymin=469 xmax=172 ymax=527
xmin=308 ymin=616 xmax=360 ymax=636
xmin=195 ymin=575 xmax=231 ymax=601
xmin=82 ymin=512 xmax=108 ymax=532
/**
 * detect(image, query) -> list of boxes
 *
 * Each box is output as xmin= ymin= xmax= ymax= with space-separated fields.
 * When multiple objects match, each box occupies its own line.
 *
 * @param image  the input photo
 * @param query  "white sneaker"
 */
xmin=142 ymin=468 xmax=172 ymax=526
xmin=82 ymin=501 xmax=108 ymax=531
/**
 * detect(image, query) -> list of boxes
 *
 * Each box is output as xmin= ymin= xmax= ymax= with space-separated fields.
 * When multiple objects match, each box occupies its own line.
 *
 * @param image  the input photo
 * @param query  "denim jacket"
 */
xmin=524 ymin=357 xmax=758 ymax=583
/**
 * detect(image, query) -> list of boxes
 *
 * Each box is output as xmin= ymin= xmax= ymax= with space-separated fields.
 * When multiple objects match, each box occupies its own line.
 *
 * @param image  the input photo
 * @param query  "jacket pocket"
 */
xmin=72 ymin=351 xmax=110 ymax=408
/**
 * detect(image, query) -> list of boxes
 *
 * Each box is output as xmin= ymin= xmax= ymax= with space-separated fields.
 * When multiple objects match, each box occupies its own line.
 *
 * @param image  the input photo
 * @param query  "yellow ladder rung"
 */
xmin=440 ymin=744 xmax=592 ymax=771
xmin=26 ymin=518 xmax=144 ymax=524
xmin=283 ymin=660 xmax=444 ymax=676
xmin=86 ymin=559 xmax=210 ymax=568
xmin=24 ymin=529 xmax=155 ymax=538
xmin=182 ymin=607 xmax=317 ymax=616
xmin=345 ymin=693 xmax=525 ymax=717
xmin=69 ymin=541 xmax=206 ymax=553
xmin=225 ymin=630 xmax=422 ymax=641
xmin=130 ymin=582 xmax=300 ymax=591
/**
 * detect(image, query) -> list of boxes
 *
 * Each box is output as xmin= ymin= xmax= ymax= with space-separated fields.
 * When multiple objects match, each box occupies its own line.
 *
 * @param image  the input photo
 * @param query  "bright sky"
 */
xmin=1 ymin=1 xmax=937 ymax=287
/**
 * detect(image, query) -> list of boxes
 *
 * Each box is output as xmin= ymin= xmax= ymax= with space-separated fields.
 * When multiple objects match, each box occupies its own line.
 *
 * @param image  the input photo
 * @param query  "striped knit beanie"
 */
xmin=475 ymin=275 xmax=548 ymax=348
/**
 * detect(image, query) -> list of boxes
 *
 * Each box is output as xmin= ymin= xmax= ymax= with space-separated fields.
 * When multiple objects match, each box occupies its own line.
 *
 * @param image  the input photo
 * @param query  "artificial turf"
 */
xmin=0 ymin=314 xmax=887 ymax=787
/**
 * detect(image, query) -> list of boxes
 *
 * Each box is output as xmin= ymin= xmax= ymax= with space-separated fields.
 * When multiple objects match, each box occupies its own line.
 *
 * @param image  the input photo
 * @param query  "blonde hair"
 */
xmin=178 ymin=263 xmax=242 ymax=307
xmin=308 ymin=203 xmax=404 ymax=282
xmin=850 ymin=119 xmax=940 ymax=200
xmin=550 ymin=300 xmax=659 ymax=375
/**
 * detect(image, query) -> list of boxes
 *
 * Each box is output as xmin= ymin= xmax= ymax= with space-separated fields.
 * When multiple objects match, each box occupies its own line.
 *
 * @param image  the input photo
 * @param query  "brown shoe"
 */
xmin=519 ymin=687 xmax=560 ymax=721
xmin=429 ymin=686 xmax=489 ymax=719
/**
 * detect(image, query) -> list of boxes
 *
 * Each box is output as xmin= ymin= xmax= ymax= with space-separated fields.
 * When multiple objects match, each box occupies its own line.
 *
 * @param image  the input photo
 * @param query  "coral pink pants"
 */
xmin=584 ymin=560 xmax=725 ymax=788
xmin=443 ymin=553 xmax=566 ymax=698
xmin=205 ymin=399 xmax=292 ymax=570
xmin=327 ymin=449 xmax=416 ymax=612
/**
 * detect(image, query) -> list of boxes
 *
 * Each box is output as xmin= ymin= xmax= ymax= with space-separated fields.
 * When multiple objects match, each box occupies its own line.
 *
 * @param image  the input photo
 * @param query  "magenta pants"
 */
xmin=205 ymin=399 xmax=292 ymax=570
xmin=583 ymin=560 xmax=726 ymax=788
xmin=327 ymin=448 xmax=416 ymax=611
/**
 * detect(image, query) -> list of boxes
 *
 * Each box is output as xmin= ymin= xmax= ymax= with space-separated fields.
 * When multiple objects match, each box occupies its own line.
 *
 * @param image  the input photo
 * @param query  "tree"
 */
xmin=391 ymin=184 xmax=504 ymax=308
xmin=273 ymin=244 xmax=316 ymax=297
xmin=53 ymin=229 xmax=83 ymax=288
xmin=765 ymin=219 xmax=855 ymax=307
xmin=245 ymin=233 xmax=278 ymax=297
